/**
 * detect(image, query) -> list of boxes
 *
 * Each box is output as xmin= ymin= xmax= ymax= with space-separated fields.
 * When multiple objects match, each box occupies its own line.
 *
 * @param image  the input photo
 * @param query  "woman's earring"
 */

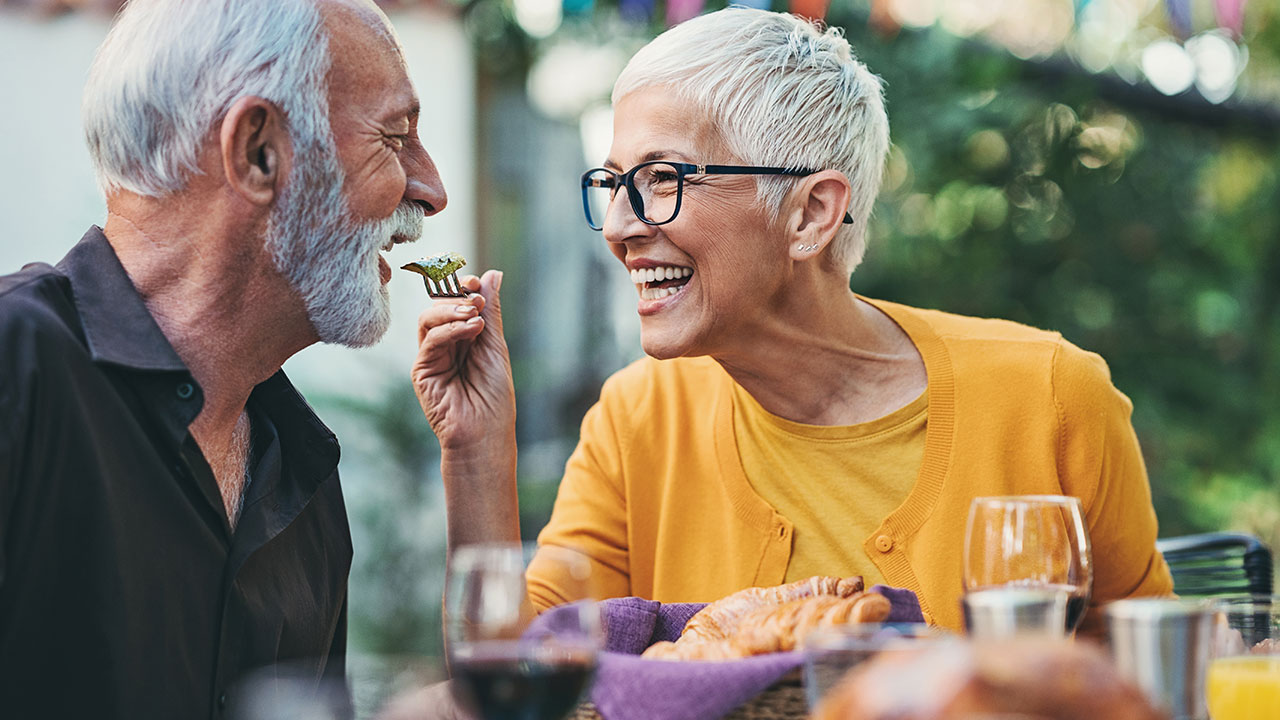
xmin=797 ymin=243 xmax=819 ymax=253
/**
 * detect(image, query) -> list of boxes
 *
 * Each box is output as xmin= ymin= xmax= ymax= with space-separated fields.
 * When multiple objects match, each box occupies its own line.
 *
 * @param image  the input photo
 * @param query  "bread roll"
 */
xmin=813 ymin=638 xmax=1165 ymax=720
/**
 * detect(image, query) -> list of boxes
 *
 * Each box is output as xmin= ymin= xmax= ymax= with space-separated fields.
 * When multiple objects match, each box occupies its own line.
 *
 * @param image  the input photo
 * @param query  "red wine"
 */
xmin=1065 ymin=592 xmax=1089 ymax=632
xmin=1033 ymin=582 xmax=1091 ymax=631
xmin=451 ymin=650 xmax=595 ymax=720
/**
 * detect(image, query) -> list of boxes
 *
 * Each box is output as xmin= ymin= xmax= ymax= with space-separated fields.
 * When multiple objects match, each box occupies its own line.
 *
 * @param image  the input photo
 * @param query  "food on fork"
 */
xmin=401 ymin=252 xmax=468 ymax=297
xmin=640 ymin=576 xmax=890 ymax=661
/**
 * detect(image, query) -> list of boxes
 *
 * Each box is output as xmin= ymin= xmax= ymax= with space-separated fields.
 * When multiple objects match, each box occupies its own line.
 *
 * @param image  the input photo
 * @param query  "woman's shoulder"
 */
xmin=869 ymin=298 xmax=1117 ymax=395
xmin=871 ymin=298 xmax=1063 ymax=346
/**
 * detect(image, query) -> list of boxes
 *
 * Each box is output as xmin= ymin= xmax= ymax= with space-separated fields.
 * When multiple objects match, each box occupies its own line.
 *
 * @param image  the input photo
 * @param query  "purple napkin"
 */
xmin=532 ymin=585 xmax=923 ymax=720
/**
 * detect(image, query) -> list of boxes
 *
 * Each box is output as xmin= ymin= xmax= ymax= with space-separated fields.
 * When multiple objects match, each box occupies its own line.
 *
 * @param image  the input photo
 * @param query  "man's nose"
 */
xmin=403 ymin=143 xmax=447 ymax=217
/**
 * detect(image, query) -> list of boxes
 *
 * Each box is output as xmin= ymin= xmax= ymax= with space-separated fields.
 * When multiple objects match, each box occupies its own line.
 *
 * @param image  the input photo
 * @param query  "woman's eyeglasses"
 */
xmin=580 ymin=160 xmax=855 ymax=231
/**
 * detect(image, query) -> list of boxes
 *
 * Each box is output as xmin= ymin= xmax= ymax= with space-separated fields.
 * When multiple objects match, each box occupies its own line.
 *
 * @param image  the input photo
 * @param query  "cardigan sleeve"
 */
xmin=527 ymin=371 xmax=635 ymax=611
xmin=1051 ymin=339 xmax=1175 ymax=633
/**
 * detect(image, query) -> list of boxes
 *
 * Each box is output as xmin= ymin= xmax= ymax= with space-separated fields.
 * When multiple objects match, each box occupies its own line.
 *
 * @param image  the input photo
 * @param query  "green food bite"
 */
xmin=402 ymin=251 xmax=466 ymax=282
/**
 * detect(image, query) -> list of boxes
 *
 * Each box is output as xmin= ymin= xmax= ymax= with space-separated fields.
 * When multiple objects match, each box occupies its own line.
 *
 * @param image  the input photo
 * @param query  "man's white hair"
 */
xmin=82 ymin=0 xmax=333 ymax=197
xmin=612 ymin=7 xmax=889 ymax=274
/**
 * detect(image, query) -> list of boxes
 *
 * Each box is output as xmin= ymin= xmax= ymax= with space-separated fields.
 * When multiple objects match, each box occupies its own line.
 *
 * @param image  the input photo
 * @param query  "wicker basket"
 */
xmin=569 ymin=669 xmax=808 ymax=720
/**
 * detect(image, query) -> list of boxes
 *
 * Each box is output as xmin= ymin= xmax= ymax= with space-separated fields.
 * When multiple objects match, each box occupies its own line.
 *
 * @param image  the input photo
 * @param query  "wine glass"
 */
xmin=962 ymin=495 xmax=1093 ymax=635
xmin=445 ymin=543 xmax=601 ymax=720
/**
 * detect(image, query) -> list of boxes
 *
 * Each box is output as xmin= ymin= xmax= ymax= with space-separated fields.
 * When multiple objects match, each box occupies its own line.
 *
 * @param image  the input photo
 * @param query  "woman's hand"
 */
xmin=411 ymin=269 xmax=515 ymax=451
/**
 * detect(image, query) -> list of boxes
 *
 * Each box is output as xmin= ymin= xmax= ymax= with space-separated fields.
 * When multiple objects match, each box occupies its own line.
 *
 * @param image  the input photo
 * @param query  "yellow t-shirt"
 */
xmin=732 ymin=383 xmax=927 ymax=586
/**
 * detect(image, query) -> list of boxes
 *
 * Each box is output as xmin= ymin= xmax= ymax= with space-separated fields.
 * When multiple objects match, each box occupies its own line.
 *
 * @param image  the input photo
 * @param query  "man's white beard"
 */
xmin=266 ymin=136 xmax=423 ymax=348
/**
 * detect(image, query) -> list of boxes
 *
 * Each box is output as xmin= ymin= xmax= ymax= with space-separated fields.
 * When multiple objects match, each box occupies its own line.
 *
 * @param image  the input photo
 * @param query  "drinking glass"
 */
xmin=962 ymin=495 xmax=1093 ymax=635
xmin=1106 ymin=597 xmax=1215 ymax=720
xmin=1207 ymin=596 xmax=1280 ymax=720
xmin=802 ymin=622 xmax=944 ymax=710
xmin=445 ymin=543 xmax=602 ymax=720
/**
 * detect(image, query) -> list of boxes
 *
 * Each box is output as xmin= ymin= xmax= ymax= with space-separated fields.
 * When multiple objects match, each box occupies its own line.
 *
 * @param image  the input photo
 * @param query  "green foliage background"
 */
xmin=837 ymin=19 xmax=1280 ymax=550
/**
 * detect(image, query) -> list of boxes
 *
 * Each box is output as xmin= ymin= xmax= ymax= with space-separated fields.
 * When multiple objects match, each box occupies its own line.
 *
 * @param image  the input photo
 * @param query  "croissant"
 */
xmin=641 ymin=639 xmax=748 ymax=661
xmin=734 ymin=591 xmax=892 ymax=655
xmin=680 ymin=575 xmax=865 ymax=644
xmin=640 ymin=589 xmax=892 ymax=661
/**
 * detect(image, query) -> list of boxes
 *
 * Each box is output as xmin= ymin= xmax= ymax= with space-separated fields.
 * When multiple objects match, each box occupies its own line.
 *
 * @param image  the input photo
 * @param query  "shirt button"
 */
xmin=875 ymin=535 xmax=894 ymax=553
xmin=218 ymin=693 xmax=227 ymax=709
xmin=176 ymin=382 xmax=195 ymax=400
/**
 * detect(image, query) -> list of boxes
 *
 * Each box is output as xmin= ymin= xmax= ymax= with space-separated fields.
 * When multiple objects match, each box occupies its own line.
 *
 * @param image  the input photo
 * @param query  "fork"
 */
xmin=401 ymin=255 xmax=468 ymax=298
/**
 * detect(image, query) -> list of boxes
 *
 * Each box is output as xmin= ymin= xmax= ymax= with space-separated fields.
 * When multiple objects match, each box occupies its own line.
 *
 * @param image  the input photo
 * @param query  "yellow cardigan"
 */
xmin=530 ymin=298 xmax=1174 ymax=631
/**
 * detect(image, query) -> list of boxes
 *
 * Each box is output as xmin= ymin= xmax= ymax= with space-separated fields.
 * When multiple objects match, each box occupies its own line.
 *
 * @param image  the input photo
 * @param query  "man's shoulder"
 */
xmin=0 ymin=263 xmax=81 ymax=346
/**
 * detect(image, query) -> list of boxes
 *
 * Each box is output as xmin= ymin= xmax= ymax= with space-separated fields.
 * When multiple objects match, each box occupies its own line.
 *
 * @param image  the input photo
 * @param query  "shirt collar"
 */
xmin=57 ymin=226 xmax=340 ymax=483
xmin=252 ymin=370 xmax=341 ymax=475
xmin=56 ymin=226 xmax=188 ymax=373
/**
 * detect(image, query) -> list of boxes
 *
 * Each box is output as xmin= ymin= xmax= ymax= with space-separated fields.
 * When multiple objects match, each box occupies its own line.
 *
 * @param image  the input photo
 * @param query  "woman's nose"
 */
xmin=602 ymin=187 xmax=654 ymax=244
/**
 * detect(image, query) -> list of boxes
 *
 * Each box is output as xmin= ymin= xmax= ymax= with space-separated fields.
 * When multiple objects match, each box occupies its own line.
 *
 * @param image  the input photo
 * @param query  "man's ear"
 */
xmin=787 ymin=170 xmax=852 ymax=261
xmin=220 ymin=96 xmax=291 ymax=207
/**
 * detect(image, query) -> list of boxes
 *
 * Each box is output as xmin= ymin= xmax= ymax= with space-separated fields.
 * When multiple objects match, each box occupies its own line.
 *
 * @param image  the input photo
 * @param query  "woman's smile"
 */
xmin=630 ymin=263 xmax=694 ymax=305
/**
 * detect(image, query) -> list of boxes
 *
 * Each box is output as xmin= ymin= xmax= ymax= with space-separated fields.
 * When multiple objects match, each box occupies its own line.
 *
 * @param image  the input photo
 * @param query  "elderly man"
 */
xmin=0 ymin=0 xmax=445 ymax=717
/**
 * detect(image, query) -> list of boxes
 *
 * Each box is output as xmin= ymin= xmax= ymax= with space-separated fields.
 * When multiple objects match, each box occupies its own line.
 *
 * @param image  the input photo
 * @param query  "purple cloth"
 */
xmin=533 ymin=586 xmax=923 ymax=720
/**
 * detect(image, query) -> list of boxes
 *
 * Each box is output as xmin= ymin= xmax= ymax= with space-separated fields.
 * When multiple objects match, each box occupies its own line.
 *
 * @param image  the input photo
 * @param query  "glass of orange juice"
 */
xmin=1207 ymin=596 xmax=1280 ymax=720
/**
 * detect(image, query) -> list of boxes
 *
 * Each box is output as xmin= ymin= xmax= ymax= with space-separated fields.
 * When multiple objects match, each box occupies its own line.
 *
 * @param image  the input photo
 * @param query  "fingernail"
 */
xmin=455 ymin=304 xmax=474 ymax=316
xmin=495 ymin=271 xmax=504 ymax=292
xmin=467 ymin=316 xmax=482 ymax=325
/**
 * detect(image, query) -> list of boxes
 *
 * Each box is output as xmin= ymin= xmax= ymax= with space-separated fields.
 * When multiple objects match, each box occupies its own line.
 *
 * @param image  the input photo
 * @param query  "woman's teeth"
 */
xmin=630 ymin=266 xmax=692 ymax=284
xmin=641 ymin=285 xmax=682 ymax=300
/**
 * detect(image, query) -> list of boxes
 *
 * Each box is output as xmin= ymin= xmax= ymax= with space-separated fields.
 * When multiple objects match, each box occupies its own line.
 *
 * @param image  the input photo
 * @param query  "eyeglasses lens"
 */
xmin=581 ymin=163 xmax=682 ymax=230
xmin=583 ymin=170 xmax=615 ymax=230
xmin=632 ymin=163 xmax=680 ymax=226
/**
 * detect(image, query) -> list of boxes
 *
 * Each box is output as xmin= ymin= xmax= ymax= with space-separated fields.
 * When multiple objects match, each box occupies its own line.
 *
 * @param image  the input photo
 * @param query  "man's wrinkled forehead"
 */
xmin=319 ymin=0 xmax=406 ymax=62
xmin=319 ymin=0 xmax=415 ymax=113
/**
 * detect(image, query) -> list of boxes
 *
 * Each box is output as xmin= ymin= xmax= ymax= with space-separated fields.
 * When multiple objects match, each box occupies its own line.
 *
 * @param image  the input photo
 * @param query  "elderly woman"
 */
xmin=412 ymin=7 xmax=1171 ymax=632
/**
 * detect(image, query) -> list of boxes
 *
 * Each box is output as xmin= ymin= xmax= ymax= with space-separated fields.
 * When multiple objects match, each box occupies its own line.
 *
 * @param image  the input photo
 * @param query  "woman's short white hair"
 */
xmin=613 ymin=7 xmax=889 ymax=274
xmin=82 ymin=0 xmax=334 ymax=198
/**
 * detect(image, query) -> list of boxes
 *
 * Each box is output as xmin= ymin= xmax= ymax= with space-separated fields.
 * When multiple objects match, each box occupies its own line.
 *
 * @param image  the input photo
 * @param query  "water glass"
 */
xmin=963 ymin=495 xmax=1093 ymax=633
xmin=962 ymin=586 xmax=1068 ymax=639
xmin=802 ymin=622 xmax=942 ymax=710
xmin=1208 ymin=595 xmax=1280 ymax=720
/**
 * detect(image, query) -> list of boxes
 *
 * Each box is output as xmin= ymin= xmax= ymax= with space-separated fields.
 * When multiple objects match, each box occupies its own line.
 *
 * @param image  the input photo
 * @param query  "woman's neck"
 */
xmin=714 ymin=290 xmax=926 ymax=426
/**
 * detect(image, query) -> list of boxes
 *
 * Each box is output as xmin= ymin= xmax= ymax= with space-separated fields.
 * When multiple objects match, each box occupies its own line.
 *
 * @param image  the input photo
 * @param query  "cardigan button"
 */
xmin=874 ymin=534 xmax=894 ymax=553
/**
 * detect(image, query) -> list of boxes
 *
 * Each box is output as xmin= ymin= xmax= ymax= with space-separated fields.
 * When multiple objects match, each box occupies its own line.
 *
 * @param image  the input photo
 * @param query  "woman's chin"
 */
xmin=639 ymin=328 xmax=693 ymax=360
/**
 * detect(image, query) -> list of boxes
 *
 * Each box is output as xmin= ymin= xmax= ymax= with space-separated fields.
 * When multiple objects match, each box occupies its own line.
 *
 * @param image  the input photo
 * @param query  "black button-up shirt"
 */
xmin=0 ymin=228 xmax=352 ymax=719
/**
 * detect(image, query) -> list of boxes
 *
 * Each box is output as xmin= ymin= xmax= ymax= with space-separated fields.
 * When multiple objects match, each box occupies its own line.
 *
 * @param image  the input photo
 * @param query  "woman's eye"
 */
xmin=385 ymin=135 xmax=407 ymax=150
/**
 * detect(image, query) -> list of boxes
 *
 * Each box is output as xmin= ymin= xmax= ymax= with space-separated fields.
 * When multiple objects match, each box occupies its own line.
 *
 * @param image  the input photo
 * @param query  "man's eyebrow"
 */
xmin=383 ymin=99 xmax=419 ymax=127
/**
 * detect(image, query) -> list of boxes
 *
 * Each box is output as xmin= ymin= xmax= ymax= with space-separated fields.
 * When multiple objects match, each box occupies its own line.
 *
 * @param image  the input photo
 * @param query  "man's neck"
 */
xmin=102 ymin=193 xmax=317 ymax=432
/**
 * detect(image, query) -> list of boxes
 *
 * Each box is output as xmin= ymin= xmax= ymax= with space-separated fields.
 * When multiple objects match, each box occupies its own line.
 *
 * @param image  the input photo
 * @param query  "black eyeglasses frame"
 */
xmin=580 ymin=160 xmax=855 ymax=231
